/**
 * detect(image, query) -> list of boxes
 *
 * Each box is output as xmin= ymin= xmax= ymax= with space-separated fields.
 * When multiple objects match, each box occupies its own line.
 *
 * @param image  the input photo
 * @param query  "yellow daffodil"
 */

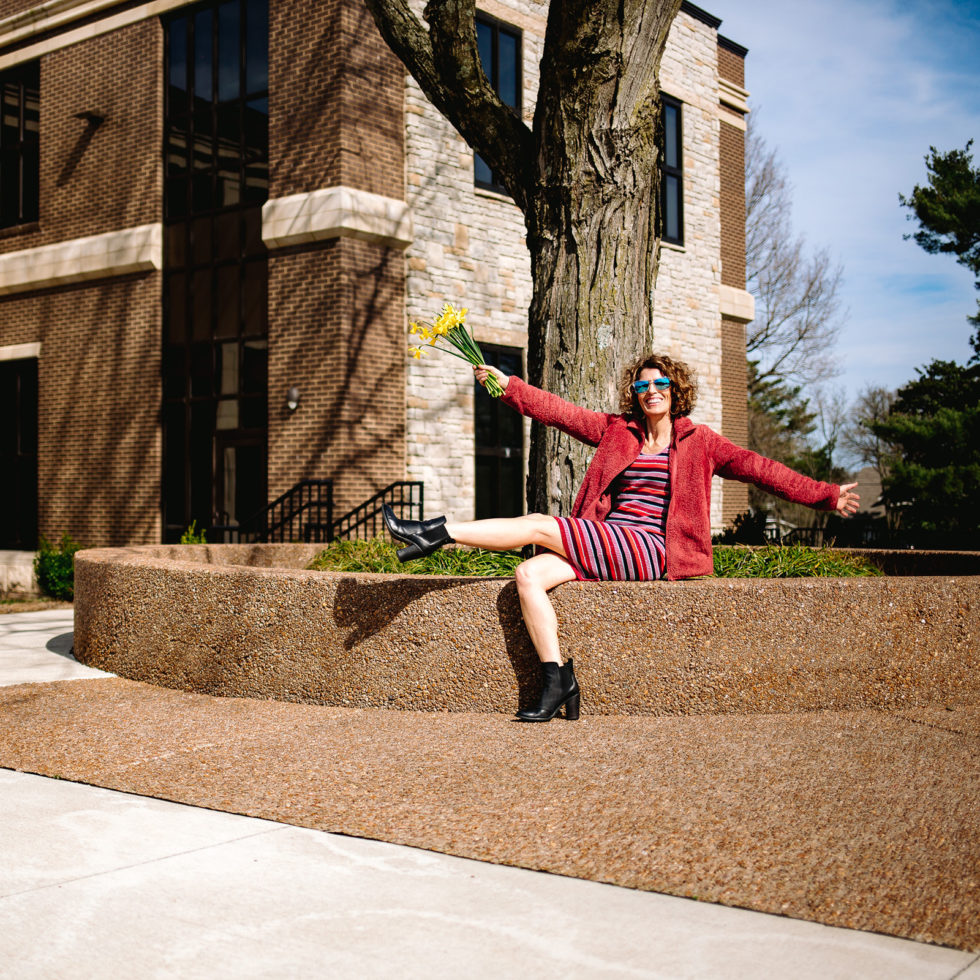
xmin=406 ymin=301 xmax=502 ymax=396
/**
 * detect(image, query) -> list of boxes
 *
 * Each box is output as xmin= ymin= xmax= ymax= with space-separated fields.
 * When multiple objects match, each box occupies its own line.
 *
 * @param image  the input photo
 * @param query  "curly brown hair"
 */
xmin=618 ymin=353 xmax=697 ymax=419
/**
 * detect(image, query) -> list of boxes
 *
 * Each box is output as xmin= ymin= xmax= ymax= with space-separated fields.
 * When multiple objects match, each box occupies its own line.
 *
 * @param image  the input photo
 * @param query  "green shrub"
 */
xmin=310 ymin=538 xmax=883 ymax=579
xmin=180 ymin=520 xmax=208 ymax=544
xmin=713 ymin=545 xmax=883 ymax=578
xmin=34 ymin=532 xmax=85 ymax=601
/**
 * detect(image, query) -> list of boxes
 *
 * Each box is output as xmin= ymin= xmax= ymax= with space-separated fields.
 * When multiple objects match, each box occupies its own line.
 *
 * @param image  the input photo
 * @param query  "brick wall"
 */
xmin=717 ymin=42 xmax=745 ymax=87
xmin=0 ymin=274 xmax=162 ymax=546
xmin=267 ymin=0 xmax=406 ymax=512
xmin=270 ymin=0 xmax=404 ymax=200
xmin=717 ymin=37 xmax=749 ymax=524
xmin=720 ymin=317 xmax=748 ymax=523
xmin=0 ymin=20 xmax=163 ymax=546
xmin=267 ymin=236 xmax=405 ymax=514
xmin=0 ymin=19 xmax=162 ymax=255
xmin=719 ymin=120 xmax=745 ymax=289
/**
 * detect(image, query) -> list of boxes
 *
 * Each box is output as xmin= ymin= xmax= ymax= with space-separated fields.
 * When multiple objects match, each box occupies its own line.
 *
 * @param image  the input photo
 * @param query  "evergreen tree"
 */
xmin=900 ymin=140 xmax=980 ymax=336
xmin=870 ymin=359 xmax=980 ymax=548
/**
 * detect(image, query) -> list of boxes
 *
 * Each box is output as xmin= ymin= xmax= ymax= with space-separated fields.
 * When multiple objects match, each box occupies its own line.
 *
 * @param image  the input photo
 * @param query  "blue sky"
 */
xmin=708 ymin=0 xmax=980 ymax=401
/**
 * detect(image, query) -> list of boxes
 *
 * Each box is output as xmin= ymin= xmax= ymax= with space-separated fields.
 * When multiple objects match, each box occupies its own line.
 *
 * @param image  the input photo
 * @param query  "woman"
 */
xmin=384 ymin=353 xmax=859 ymax=723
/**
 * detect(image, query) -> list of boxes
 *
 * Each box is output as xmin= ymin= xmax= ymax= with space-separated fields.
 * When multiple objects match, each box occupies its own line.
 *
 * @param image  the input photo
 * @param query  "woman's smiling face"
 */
xmin=636 ymin=367 xmax=672 ymax=422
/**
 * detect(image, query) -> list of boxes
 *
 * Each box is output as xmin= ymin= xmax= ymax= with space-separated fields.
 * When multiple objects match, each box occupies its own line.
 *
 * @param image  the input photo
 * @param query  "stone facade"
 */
xmin=404 ymin=2 xmax=752 ymax=529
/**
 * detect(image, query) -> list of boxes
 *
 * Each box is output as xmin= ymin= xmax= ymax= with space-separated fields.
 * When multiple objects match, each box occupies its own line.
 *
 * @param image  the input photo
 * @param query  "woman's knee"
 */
xmin=515 ymin=556 xmax=547 ymax=592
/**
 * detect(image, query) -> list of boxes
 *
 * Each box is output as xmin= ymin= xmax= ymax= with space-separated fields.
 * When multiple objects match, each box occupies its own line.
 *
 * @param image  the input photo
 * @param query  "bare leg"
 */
xmin=445 ymin=513 xmax=568 ymax=556
xmin=514 ymin=552 xmax=577 ymax=664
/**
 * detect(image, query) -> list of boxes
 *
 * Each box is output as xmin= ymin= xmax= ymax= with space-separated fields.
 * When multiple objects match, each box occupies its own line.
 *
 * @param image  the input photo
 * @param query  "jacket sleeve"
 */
xmin=501 ymin=376 xmax=617 ymax=448
xmin=708 ymin=430 xmax=841 ymax=511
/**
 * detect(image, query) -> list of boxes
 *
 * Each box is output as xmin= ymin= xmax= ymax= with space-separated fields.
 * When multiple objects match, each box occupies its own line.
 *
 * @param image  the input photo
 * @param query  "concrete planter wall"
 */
xmin=74 ymin=545 xmax=980 ymax=716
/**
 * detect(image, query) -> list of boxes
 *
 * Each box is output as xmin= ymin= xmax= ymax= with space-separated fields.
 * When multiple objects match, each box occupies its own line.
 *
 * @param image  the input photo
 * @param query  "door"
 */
xmin=0 ymin=358 xmax=38 ymax=549
xmin=474 ymin=345 xmax=524 ymax=519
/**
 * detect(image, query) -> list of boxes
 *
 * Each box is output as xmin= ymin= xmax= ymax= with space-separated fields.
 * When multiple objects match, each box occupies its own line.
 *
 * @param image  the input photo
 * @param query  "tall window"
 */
xmin=660 ymin=95 xmax=683 ymax=246
xmin=474 ymin=13 xmax=521 ymax=194
xmin=0 ymin=61 xmax=39 ymax=228
xmin=162 ymin=0 xmax=269 ymax=542
xmin=475 ymin=345 xmax=524 ymax=518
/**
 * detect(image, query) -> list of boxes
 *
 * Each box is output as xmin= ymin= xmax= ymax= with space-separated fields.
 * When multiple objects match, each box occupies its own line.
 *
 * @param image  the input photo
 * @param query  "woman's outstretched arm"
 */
xmin=474 ymin=365 xmax=617 ymax=448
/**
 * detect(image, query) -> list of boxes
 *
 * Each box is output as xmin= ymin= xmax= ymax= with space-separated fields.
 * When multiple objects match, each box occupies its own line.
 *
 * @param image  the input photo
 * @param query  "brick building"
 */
xmin=0 ymin=0 xmax=751 ymax=552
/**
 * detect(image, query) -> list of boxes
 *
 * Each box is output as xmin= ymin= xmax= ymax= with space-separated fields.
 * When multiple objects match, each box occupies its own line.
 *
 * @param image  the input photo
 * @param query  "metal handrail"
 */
xmin=331 ymin=481 xmax=424 ymax=541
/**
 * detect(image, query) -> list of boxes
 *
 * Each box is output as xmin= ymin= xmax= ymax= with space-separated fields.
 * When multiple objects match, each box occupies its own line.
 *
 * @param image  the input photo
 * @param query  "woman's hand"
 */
xmin=835 ymin=483 xmax=860 ymax=517
xmin=474 ymin=364 xmax=510 ymax=392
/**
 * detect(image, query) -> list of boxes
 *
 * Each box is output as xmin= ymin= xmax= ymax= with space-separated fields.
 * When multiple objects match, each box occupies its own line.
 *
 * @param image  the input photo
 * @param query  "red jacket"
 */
xmin=502 ymin=377 xmax=841 ymax=580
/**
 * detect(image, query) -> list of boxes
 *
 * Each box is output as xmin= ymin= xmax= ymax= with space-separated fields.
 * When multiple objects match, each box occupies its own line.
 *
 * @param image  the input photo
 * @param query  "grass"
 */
xmin=307 ymin=536 xmax=523 ymax=576
xmin=308 ymin=538 xmax=883 ymax=578
xmin=712 ymin=545 xmax=883 ymax=578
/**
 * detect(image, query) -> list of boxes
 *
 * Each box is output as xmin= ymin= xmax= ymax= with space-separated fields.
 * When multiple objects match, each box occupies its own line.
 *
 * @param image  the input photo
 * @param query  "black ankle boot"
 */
xmin=516 ymin=658 xmax=581 ymax=722
xmin=383 ymin=504 xmax=454 ymax=561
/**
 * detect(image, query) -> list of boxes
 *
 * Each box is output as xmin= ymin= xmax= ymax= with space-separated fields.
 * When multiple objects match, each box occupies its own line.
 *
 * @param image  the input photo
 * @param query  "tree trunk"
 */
xmin=363 ymin=0 xmax=681 ymax=513
xmin=525 ymin=1 xmax=678 ymax=512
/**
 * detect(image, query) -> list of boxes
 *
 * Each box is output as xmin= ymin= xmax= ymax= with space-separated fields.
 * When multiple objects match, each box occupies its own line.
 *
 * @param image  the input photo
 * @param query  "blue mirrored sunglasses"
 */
xmin=632 ymin=378 xmax=671 ymax=394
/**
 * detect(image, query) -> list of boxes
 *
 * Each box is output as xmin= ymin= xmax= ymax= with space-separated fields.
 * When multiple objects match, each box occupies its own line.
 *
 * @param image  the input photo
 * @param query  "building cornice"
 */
xmin=0 ymin=0 xmax=191 ymax=70
xmin=719 ymin=77 xmax=750 ymax=115
xmin=719 ymin=285 xmax=755 ymax=324
xmin=679 ymin=1 xmax=722 ymax=30
xmin=0 ymin=223 xmax=161 ymax=295
xmin=262 ymin=186 xmax=413 ymax=252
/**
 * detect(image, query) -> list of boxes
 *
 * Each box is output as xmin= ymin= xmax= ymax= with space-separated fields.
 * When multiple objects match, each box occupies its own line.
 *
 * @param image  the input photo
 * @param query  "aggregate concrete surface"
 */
xmin=2 ymin=610 xmax=979 ymax=978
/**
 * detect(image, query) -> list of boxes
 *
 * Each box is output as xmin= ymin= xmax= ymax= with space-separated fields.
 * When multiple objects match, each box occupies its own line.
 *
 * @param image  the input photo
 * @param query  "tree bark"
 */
xmin=364 ymin=0 xmax=681 ymax=513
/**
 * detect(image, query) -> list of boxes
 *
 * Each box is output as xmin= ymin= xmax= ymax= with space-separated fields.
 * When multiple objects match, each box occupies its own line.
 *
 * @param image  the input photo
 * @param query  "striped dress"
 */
xmin=555 ymin=450 xmax=670 ymax=581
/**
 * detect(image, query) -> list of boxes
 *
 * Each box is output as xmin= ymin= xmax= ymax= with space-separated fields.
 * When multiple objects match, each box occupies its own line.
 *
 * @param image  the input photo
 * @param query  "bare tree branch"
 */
xmin=363 ymin=0 xmax=535 ymax=210
xmin=746 ymin=114 xmax=845 ymax=387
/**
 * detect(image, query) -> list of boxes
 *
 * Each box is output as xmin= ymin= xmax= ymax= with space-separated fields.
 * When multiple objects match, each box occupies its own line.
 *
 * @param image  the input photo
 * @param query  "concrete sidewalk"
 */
xmin=1 ymin=610 xmax=978 ymax=979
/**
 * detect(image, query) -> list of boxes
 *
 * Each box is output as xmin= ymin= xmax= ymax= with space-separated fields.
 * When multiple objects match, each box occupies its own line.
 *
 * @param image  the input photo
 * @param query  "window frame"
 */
xmin=0 ymin=60 xmax=40 ymax=230
xmin=659 ymin=94 xmax=684 ymax=247
xmin=474 ymin=11 xmax=522 ymax=196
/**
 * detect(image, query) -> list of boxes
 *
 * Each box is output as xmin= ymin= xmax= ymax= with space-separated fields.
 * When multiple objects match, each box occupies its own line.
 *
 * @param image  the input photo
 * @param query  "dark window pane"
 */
xmin=192 ymin=106 xmax=213 ymax=163
xmin=192 ymin=268 xmax=213 ymax=342
xmin=189 ymin=401 xmax=216 ymax=523
xmin=193 ymin=9 xmax=213 ymax=102
xmin=477 ymin=21 xmax=492 ymax=77
xmin=242 ymin=261 xmax=267 ymax=334
xmin=166 ymin=272 xmax=188 ymax=341
xmin=217 ymin=1 xmax=240 ymax=102
xmin=1 ymin=83 xmax=20 ymax=148
xmin=166 ymin=176 xmax=188 ymax=219
xmin=240 ymin=396 xmax=266 ymax=429
xmin=163 ymin=401 xmax=187 ymax=523
xmin=498 ymin=31 xmax=518 ymax=107
xmin=191 ymin=215 xmax=212 ymax=265
xmin=475 ymin=457 xmax=495 ymax=521
xmin=23 ymin=86 xmax=38 ymax=136
xmin=191 ymin=341 xmax=213 ymax=397
xmin=664 ymin=104 xmax=678 ymax=169
xmin=243 ymin=210 xmax=262 ymax=253
xmin=168 ymin=16 xmax=188 ymax=92
xmin=191 ymin=170 xmax=214 ymax=212
xmin=665 ymin=174 xmax=680 ymax=241
xmin=245 ymin=0 xmax=268 ymax=95
xmin=214 ymin=210 xmax=240 ymax=260
xmin=163 ymin=344 xmax=186 ymax=398
xmin=242 ymin=339 xmax=267 ymax=394
xmin=166 ymin=131 xmax=188 ymax=176
xmin=499 ymin=457 xmax=522 ymax=518
xmin=474 ymin=153 xmax=493 ymax=187
xmin=215 ymin=264 xmax=240 ymax=338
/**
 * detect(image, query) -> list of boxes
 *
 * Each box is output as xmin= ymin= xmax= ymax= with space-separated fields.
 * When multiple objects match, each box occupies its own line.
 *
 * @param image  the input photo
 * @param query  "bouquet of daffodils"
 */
xmin=408 ymin=302 xmax=503 ymax=397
